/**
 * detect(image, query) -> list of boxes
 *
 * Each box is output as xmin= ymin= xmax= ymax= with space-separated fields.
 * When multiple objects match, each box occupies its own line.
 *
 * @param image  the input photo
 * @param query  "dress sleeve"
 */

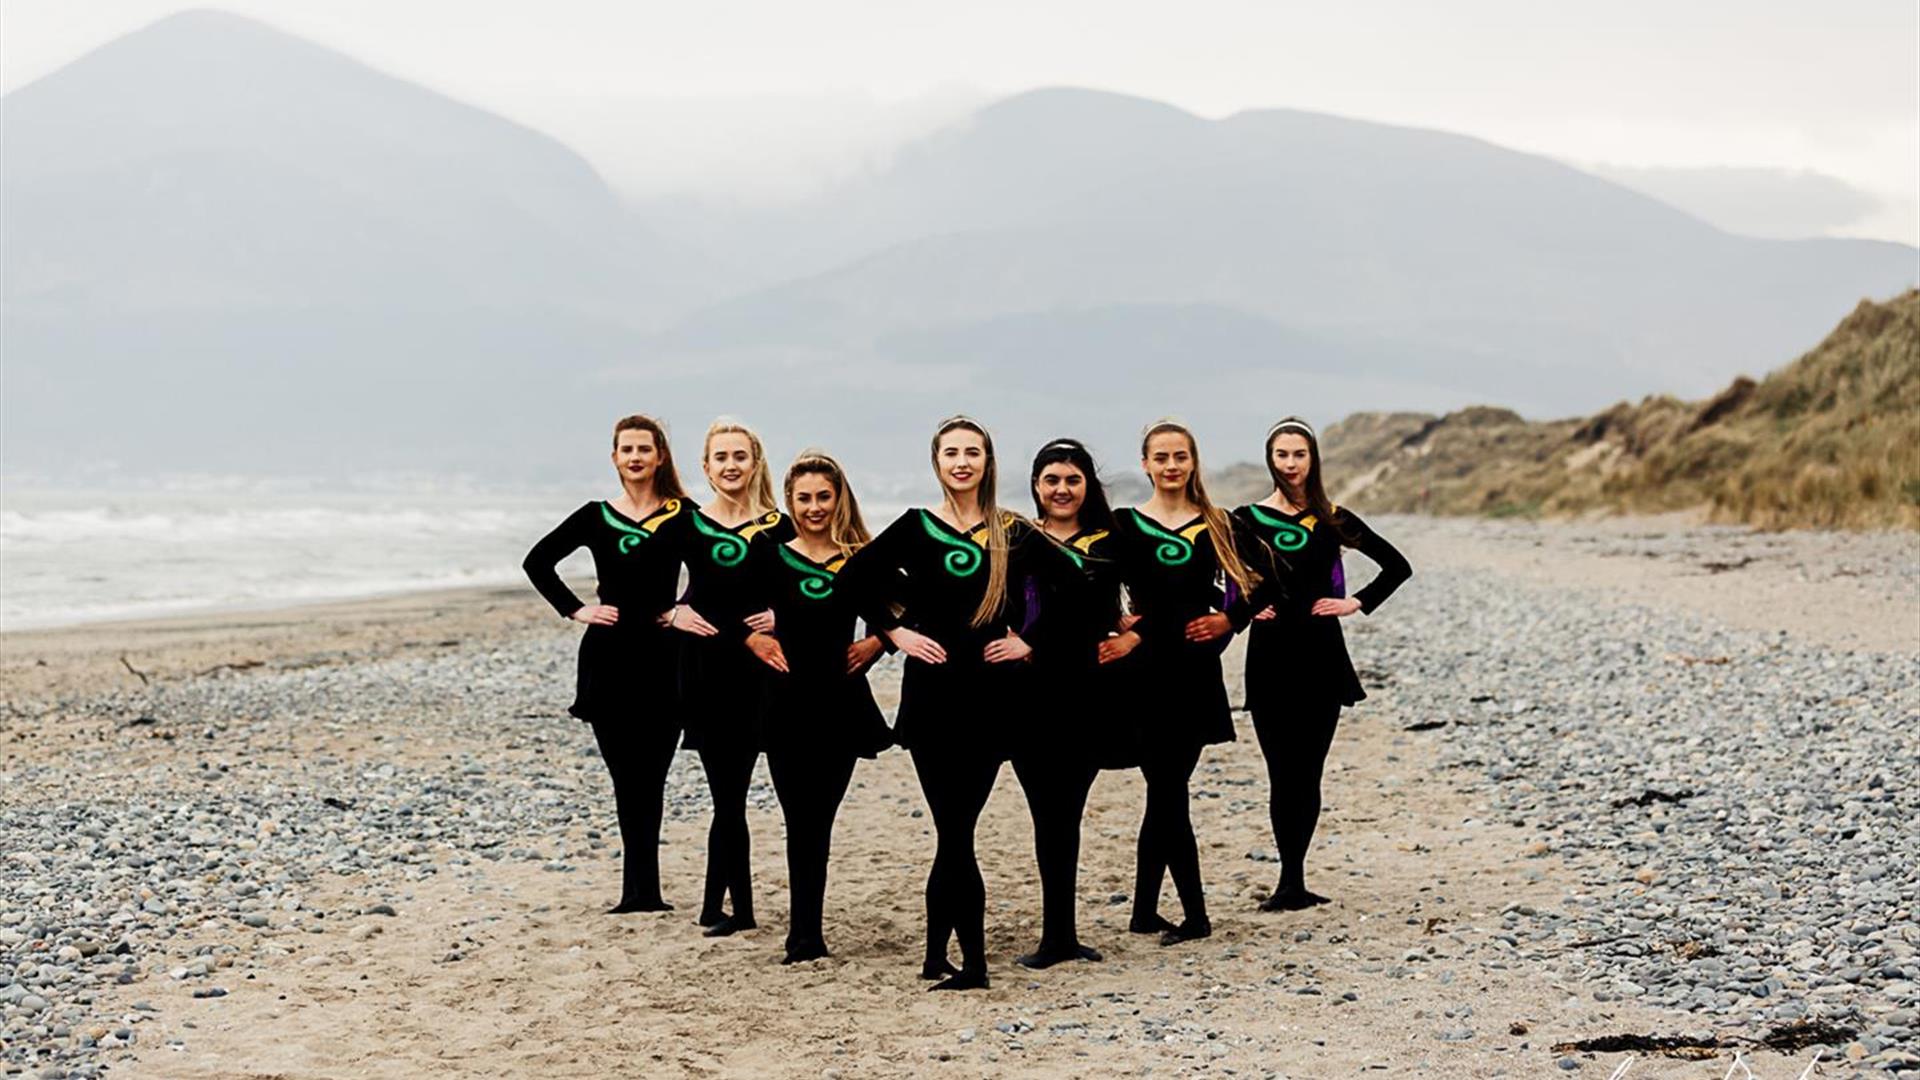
xmin=843 ymin=511 xmax=913 ymax=634
xmin=523 ymin=503 xmax=594 ymax=618
xmin=1341 ymin=510 xmax=1412 ymax=614
xmin=1105 ymin=518 xmax=1161 ymax=643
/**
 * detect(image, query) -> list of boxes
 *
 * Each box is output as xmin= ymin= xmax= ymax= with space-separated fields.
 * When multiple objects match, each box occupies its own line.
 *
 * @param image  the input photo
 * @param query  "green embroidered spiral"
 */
xmin=1246 ymin=505 xmax=1310 ymax=552
xmin=919 ymin=511 xmax=983 ymax=577
xmin=1130 ymin=512 xmax=1192 ymax=566
xmin=691 ymin=512 xmax=748 ymax=567
xmin=777 ymin=544 xmax=835 ymax=599
xmin=599 ymin=502 xmax=651 ymax=554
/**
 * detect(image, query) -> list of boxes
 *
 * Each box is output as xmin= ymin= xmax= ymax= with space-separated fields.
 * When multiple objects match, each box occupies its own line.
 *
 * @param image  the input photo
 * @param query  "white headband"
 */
xmin=1267 ymin=419 xmax=1315 ymax=440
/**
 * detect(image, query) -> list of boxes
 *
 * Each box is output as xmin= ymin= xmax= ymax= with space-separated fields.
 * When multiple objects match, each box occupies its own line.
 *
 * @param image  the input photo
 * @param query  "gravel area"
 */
xmin=1356 ymin=562 xmax=1919 ymax=1069
xmin=2 ymin=519 xmax=1914 ymax=1077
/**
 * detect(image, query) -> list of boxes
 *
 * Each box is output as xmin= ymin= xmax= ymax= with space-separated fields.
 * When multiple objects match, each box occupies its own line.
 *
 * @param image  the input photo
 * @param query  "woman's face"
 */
xmin=935 ymin=429 xmax=987 ymax=497
xmin=1270 ymin=433 xmax=1312 ymax=495
xmin=1142 ymin=431 xmax=1194 ymax=495
xmin=1034 ymin=463 xmax=1086 ymax=525
xmin=788 ymin=472 xmax=837 ymax=538
xmin=704 ymin=432 xmax=755 ymax=498
xmin=612 ymin=429 xmax=660 ymax=485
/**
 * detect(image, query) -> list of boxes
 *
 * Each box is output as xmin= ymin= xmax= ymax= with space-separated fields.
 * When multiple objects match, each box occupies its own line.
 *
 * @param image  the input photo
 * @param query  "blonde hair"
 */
xmin=612 ymin=414 xmax=686 ymax=501
xmin=702 ymin=418 xmax=776 ymax=515
xmin=784 ymin=450 xmax=871 ymax=555
xmin=931 ymin=416 xmax=1010 ymax=629
xmin=1141 ymin=419 xmax=1257 ymax=594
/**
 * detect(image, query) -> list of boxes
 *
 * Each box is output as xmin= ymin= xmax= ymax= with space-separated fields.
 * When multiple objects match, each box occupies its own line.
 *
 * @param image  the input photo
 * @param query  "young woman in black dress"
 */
xmin=737 ymin=452 xmax=893 ymax=964
xmin=523 ymin=414 xmax=693 ymax=914
xmin=668 ymin=420 xmax=794 ymax=937
xmin=1098 ymin=420 xmax=1272 ymax=946
xmin=1012 ymin=438 xmax=1121 ymax=969
xmin=1233 ymin=417 xmax=1410 ymax=911
xmin=855 ymin=416 xmax=1067 ymax=991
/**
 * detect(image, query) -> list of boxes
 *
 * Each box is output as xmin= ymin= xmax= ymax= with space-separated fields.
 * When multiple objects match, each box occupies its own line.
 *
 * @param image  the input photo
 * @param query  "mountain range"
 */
xmin=3 ymin=10 xmax=1914 ymax=491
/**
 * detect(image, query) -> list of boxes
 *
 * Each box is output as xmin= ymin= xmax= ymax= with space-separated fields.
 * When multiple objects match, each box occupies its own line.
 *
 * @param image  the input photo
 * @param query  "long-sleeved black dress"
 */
xmin=1231 ymin=503 xmax=1411 ymax=708
xmin=1102 ymin=508 xmax=1270 ymax=754
xmin=1023 ymin=525 xmax=1130 ymax=764
xmin=732 ymin=535 xmax=893 ymax=758
xmin=677 ymin=507 xmax=795 ymax=750
xmin=523 ymin=498 xmax=694 ymax=725
xmin=851 ymin=509 xmax=1069 ymax=757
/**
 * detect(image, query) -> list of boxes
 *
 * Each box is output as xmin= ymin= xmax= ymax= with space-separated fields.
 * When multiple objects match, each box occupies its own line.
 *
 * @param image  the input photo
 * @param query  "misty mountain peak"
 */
xmin=0 ymin=7 xmax=688 ymax=325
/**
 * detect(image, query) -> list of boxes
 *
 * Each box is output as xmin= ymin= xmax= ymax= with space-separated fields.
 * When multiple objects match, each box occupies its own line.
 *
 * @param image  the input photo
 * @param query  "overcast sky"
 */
xmin=3 ymin=0 xmax=1915 ymax=242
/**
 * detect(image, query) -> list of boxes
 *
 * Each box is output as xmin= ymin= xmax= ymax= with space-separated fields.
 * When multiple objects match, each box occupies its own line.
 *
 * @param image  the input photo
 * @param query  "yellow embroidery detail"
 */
xmin=1070 ymin=529 xmax=1109 ymax=554
xmin=738 ymin=510 xmax=784 ymax=542
xmin=639 ymin=498 xmax=683 ymax=533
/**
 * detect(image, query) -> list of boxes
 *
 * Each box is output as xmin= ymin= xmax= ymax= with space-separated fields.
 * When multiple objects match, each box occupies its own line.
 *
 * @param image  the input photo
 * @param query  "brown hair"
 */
xmin=1140 ymin=419 xmax=1256 ymax=593
xmin=784 ymin=450 xmax=871 ymax=555
xmin=612 ymin=414 xmax=686 ymax=502
xmin=931 ymin=416 xmax=1011 ymax=629
xmin=703 ymin=418 xmax=777 ymax=515
xmin=1264 ymin=416 xmax=1350 ymax=540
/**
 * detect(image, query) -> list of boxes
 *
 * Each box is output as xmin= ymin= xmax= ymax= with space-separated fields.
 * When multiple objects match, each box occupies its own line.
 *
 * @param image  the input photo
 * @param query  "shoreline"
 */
xmin=1 ymin=581 xmax=564 ymax=708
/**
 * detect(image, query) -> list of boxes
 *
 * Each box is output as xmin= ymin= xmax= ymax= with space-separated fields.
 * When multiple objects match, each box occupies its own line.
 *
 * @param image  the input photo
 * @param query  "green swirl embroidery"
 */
xmin=1130 ymin=512 xmax=1192 ymax=566
xmin=1246 ymin=504 xmax=1310 ymax=552
xmin=777 ymin=544 xmax=836 ymax=599
xmin=599 ymin=502 xmax=651 ymax=554
xmin=919 ymin=511 xmax=983 ymax=577
xmin=691 ymin=512 xmax=748 ymax=567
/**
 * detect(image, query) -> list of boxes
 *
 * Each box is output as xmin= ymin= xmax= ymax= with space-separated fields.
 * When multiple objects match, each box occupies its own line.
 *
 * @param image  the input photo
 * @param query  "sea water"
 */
xmin=0 ymin=489 xmax=587 ymax=630
xmin=0 ymin=489 xmax=913 ymax=631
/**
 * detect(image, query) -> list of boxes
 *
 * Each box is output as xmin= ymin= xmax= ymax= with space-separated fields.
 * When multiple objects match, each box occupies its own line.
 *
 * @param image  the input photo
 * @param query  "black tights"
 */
xmin=1011 ymin=751 xmax=1097 ymax=952
xmin=911 ymin=746 xmax=1001 ymax=977
xmin=767 ymin=748 xmax=857 ymax=952
xmin=590 ymin=721 xmax=681 ymax=906
xmin=1253 ymin=701 xmax=1342 ymax=895
xmin=1132 ymin=741 xmax=1207 ymax=927
xmin=698 ymin=742 xmax=759 ymax=924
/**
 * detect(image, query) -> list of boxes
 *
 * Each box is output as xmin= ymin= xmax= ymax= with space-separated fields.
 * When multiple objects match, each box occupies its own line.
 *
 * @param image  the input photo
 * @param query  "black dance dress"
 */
xmin=678 ymin=507 xmax=795 ymax=749
xmin=854 ymin=509 xmax=1070 ymax=755
xmin=734 ymin=535 xmax=893 ymax=758
xmin=1230 ymin=503 xmax=1410 ymax=709
xmin=524 ymin=499 xmax=694 ymax=724
xmin=1102 ymin=508 xmax=1265 ymax=754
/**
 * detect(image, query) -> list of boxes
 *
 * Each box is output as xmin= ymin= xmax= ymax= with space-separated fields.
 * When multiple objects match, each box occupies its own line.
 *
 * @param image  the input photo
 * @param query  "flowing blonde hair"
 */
xmin=612 ymin=414 xmax=686 ymax=502
xmin=702 ymin=418 xmax=776 ymax=515
xmin=931 ymin=416 xmax=1011 ymax=629
xmin=1141 ymin=419 xmax=1256 ymax=594
xmin=784 ymin=450 xmax=871 ymax=555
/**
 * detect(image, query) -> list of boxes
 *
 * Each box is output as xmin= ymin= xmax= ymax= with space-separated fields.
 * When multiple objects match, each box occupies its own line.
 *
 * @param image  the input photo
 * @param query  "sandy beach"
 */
xmin=2 ymin=515 xmax=1915 ymax=1079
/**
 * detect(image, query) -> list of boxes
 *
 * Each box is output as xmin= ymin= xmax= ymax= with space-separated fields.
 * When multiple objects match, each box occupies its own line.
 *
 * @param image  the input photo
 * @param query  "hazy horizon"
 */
xmin=3 ymin=1 xmax=1915 ymax=244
